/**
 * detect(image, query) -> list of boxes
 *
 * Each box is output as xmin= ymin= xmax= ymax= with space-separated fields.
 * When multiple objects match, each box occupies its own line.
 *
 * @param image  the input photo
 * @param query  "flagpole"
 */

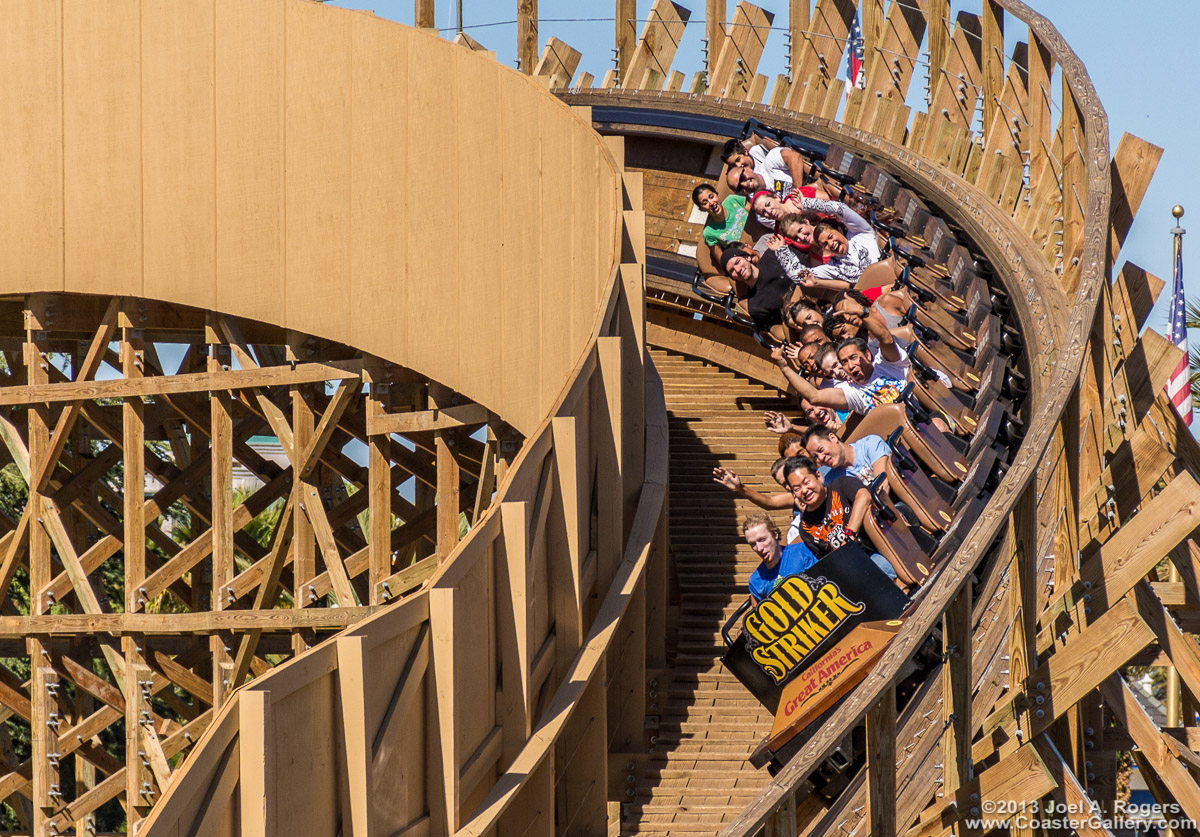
xmin=1168 ymin=205 xmax=1187 ymax=740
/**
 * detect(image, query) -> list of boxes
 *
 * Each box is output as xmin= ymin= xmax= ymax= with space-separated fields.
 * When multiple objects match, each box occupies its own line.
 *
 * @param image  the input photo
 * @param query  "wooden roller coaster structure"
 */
xmin=0 ymin=1 xmax=1192 ymax=836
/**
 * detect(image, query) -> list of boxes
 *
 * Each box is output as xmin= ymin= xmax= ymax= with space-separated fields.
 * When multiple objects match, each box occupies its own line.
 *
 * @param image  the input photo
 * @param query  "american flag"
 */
xmin=1165 ymin=233 xmax=1192 ymax=426
xmin=847 ymin=11 xmax=865 ymax=94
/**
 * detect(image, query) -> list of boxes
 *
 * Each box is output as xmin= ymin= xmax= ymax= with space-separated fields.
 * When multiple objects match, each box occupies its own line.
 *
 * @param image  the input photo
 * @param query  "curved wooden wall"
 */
xmin=0 ymin=0 xmax=620 ymax=436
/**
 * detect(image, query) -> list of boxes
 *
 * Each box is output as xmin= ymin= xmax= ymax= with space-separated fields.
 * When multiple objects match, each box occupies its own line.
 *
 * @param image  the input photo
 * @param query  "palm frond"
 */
xmin=1186 ymin=297 xmax=1200 ymax=331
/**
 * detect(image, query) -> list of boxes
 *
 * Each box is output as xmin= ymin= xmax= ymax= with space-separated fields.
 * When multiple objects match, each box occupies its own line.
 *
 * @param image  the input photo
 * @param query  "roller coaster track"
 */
xmin=0 ymin=1 xmax=1196 ymax=836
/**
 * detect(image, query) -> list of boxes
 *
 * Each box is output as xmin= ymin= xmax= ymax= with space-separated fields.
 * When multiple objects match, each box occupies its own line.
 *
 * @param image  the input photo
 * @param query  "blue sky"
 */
xmin=331 ymin=0 xmax=1199 ymax=334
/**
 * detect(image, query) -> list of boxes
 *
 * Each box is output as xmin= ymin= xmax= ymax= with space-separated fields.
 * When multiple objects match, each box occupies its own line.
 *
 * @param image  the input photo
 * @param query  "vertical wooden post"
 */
xmin=368 ymin=382 xmax=392 ymax=604
xmin=1027 ymin=29 xmax=1053 ymax=197
xmin=26 ymin=302 xmax=55 ymax=836
xmin=943 ymin=586 xmax=973 ymax=795
xmin=764 ymin=791 xmax=797 ymax=837
xmin=866 ymin=684 xmax=897 ymax=837
xmin=126 ymin=655 xmax=157 ymax=823
xmin=31 ymin=664 xmax=58 ymax=831
xmin=436 ymin=432 xmax=461 ymax=560
xmin=517 ymin=0 xmax=538 ymax=74
xmin=862 ymin=0 xmax=884 ymax=88
xmin=707 ymin=0 xmax=727 ymax=80
xmin=1008 ymin=480 xmax=1039 ymax=800
xmin=1061 ymin=77 xmax=1087 ymax=294
xmin=616 ymin=0 xmax=637 ymax=84
xmin=122 ymin=307 xmax=146 ymax=615
xmin=596 ymin=337 xmax=624 ymax=592
xmin=74 ymin=689 xmax=95 ymax=835
xmin=788 ymin=0 xmax=809 ymax=85
xmin=981 ymin=1 xmax=1004 ymax=139
xmin=433 ymin=384 xmax=462 ymax=562
xmin=291 ymin=343 xmax=315 ymax=654
xmin=415 ymin=0 xmax=435 ymax=29
xmin=926 ymin=0 xmax=949 ymax=104
xmin=208 ymin=315 xmax=234 ymax=705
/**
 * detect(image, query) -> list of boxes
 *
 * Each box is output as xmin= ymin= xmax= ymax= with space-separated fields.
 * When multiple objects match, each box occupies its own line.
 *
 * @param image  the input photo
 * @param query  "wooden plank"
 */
xmin=707 ymin=2 xmax=774 ymax=99
xmin=367 ymin=403 xmax=487 ymax=436
xmin=368 ymin=384 xmax=393 ymax=604
xmin=622 ymin=0 xmax=690 ymax=92
xmin=785 ymin=0 xmax=855 ymax=108
xmin=707 ymin=0 xmax=727 ymax=78
xmin=942 ymin=586 xmax=972 ymax=795
xmin=1026 ymin=29 xmax=1053 ymax=197
xmin=0 ymin=359 xmax=361 ymax=406
xmin=924 ymin=12 xmax=982 ymax=147
xmin=532 ymin=37 xmax=581 ymax=89
xmin=1112 ymin=262 xmax=1166 ymax=342
xmin=1108 ymin=133 xmax=1163 ymax=266
xmin=0 ymin=607 xmax=382 ymax=635
xmin=616 ymin=0 xmax=637 ymax=82
xmin=214 ymin=0 xmax=284 ymax=324
xmin=517 ymin=0 xmax=537 ymax=74
xmin=1060 ymin=81 xmax=1086 ymax=294
xmin=866 ymin=684 xmax=896 ymax=837
xmin=859 ymin=0 xmax=926 ymax=105
xmin=980 ymin=1 xmax=1003 ymax=140
xmin=788 ymin=0 xmax=809 ymax=84
xmin=975 ymin=42 xmax=1028 ymax=194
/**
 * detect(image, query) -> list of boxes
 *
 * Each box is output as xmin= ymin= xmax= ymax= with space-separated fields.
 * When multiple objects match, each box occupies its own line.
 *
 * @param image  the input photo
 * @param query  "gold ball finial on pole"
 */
xmin=1173 ymin=205 xmax=1185 ymax=219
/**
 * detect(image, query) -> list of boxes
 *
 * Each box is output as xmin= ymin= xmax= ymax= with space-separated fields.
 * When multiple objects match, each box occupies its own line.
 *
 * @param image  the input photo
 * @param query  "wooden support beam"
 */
xmin=436 ymin=430 xmax=461 ymax=561
xmin=292 ymin=373 xmax=316 ymax=654
xmin=368 ymin=383 xmax=393 ymax=604
xmin=621 ymin=0 xmax=690 ymax=92
xmin=980 ymin=1 xmax=1003 ymax=143
xmin=1038 ymin=470 xmax=1200 ymax=648
xmin=517 ymin=0 xmax=537 ymax=74
xmin=366 ymin=402 xmax=487 ymax=435
xmin=943 ymin=585 xmax=973 ymax=795
xmin=230 ymin=501 xmax=296 ymax=690
xmin=34 ymin=297 xmax=119 ymax=492
xmin=1060 ymin=78 xmax=1087 ymax=293
xmin=866 ymin=684 xmax=896 ymax=837
xmin=706 ymin=2 xmax=774 ymax=99
xmin=925 ymin=0 xmax=949 ymax=104
xmin=788 ymin=0 xmax=808 ymax=85
xmin=415 ymin=0 xmax=434 ymax=29
xmin=0 ymin=607 xmax=382 ymax=635
xmin=532 ymin=37 xmax=581 ymax=89
xmin=616 ymin=0 xmax=637 ymax=83
xmin=978 ymin=594 xmax=1153 ymax=763
xmin=1108 ymin=133 xmax=1164 ymax=267
xmin=0 ymin=358 xmax=361 ymax=406
xmin=1026 ymin=29 xmax=1053 ymax=195
xmin=859 ymin=0 xmax=926 ymax=107
xmin=924 ymin=12 xmax=982 ymax=148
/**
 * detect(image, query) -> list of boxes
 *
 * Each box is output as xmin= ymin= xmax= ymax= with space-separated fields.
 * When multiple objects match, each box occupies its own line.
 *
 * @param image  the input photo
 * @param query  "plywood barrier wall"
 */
xmin=72 ymin=2 xmax=668 ymax=835
xmin=0 ymin=0 xmax=621 ymax=436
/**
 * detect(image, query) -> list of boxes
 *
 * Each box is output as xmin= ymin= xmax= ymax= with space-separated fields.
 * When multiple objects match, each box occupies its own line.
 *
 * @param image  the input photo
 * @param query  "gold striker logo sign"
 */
xmin=743 ymin=575 xmax=866 ymax=684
